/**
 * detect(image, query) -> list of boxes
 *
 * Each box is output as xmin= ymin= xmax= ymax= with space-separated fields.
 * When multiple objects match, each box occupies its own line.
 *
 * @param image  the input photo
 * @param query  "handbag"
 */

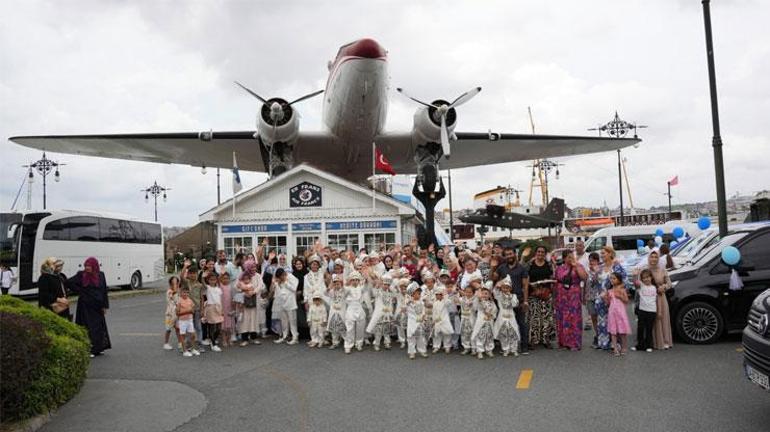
xmin=51 ymin=279 xmax=69 ymax=313
xmin=243 ymin=293 xmax=257 ymax=308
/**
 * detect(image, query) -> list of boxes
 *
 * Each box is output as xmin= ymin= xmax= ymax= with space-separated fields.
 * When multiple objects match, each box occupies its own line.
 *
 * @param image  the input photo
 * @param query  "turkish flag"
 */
xmin=668 ymin=175 xmax=679 ymax=186
xmin=375 ymin=146 xmax=396 ymax=175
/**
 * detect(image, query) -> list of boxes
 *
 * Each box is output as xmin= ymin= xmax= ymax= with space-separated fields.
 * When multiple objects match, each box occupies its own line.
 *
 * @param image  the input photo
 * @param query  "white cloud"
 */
xmin=1 ymin=0 xmax=768 ymax=226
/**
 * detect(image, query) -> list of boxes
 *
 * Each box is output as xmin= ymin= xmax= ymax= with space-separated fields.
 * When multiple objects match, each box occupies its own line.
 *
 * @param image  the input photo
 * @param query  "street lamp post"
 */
xmin=702 ymin=0 xmax=728 ymax=238
xmin=141 ymin=181 xmax=170 ymax=222
xmin=529 ymin=159 xmax=563 ymax=205
xmin=22 ymin=152 xmax=64 ymax=210
xmin=589 ymin=112 xmax=646 ymax=227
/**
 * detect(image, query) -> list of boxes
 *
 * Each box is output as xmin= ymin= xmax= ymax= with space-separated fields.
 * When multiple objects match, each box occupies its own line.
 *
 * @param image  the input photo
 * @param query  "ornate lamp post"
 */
xmin=589 ymin=112 xmax=646 ymax=226
xmin=141 ymin=181 xmax=170 ymax=222
xmin=23 ymin=152 xmax=64 ymax=210
xmin=528 ymin=159 xmax=564 ymax=205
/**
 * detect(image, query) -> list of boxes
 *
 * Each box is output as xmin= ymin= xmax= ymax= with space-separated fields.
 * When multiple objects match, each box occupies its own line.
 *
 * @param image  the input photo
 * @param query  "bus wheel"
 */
xmin=129 ymin=271 xmax=142 ymax=290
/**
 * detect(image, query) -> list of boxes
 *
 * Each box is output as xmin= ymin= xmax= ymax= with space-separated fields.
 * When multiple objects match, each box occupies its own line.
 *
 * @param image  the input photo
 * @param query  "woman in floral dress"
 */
xmin=554 ymin=250 xmax=588 ymax=351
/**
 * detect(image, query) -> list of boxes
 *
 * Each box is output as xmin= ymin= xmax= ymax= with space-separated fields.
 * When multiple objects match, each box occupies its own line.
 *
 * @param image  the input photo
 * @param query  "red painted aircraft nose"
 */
xmin=345 ymin=38 xmax=386 ymax=59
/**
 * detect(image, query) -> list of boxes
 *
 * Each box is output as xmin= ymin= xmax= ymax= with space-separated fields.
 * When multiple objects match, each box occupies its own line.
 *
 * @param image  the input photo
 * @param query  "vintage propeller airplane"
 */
xmin=9 ymin=38 xmax=639 ymax=246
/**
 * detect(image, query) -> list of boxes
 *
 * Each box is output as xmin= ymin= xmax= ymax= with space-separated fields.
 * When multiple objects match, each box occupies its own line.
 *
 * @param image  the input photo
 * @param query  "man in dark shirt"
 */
xmin=496 ymin=247 xmax=530 ymax=355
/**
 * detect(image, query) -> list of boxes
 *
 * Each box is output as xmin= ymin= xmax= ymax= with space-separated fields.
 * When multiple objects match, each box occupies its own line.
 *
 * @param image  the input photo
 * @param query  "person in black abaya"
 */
xmin=69 ymin=256 xmax=111 ymax=357
xmin=292 ymin=257 xmax=309 ymax=339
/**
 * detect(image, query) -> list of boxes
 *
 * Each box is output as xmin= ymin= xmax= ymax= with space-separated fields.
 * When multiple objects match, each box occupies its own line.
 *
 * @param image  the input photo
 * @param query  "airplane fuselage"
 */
xmin=321 ymin=39 xmax=389 ymax=158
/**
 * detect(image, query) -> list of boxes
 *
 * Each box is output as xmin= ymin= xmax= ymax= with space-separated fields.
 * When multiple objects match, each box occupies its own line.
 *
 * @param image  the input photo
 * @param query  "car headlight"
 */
xmin=671 ymin=280 xmax=679 ymax=288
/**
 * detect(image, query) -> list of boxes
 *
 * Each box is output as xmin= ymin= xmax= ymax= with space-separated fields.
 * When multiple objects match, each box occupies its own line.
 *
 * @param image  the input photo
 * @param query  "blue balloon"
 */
xmin=636 ymin=239 xmax=645 ymax=248
xmin=698 ymin=216 xmax=711 ymax=230
xmin=655 ymin=228 xmax=664 ymax=237
xmin=671 ymin=241 xmax=679 ymax=248
xmin=673 ymin=226 xmax=685 ymax=239
xmin=721 ymin=246 xmax=741 ymax=266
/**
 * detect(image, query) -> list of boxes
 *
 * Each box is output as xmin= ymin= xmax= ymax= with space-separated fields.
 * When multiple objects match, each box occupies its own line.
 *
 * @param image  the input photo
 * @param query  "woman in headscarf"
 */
xmin=634 ymin=250 xmax=674 ymax=350
xmin=292 ymin=257 xmax=309 ymax=339
xmin=68 ymin=257 xmax=111 ymax=357
xmin=38 ymin=257 xmax=71 ymax=320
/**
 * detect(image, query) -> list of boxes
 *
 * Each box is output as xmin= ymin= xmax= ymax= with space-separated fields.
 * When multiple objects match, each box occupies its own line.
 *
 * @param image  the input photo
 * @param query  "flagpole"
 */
xmin=232 ymin=151 xmax=237 ymax=219
xmin=667 ymin=181 xmax=672 ymax=221
xmin=372 ymin=142 xmax=376 ymax=211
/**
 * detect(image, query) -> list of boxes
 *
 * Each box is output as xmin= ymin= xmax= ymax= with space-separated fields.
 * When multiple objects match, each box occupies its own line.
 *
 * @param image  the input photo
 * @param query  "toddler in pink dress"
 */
xmin=606 ymin=272 xmax=631 ymax=356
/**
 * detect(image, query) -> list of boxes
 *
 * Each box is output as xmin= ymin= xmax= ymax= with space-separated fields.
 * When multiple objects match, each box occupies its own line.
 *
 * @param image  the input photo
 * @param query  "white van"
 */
xmin=584 ymin=222 xmax=701 ymax=259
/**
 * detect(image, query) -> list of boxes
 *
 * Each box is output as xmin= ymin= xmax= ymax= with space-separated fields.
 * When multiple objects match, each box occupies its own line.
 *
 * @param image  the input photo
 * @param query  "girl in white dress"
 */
xmin=325 ymin=274 xmax=347 ymax=349
xmin=271 ymin=268 xmax=299 ymax=345
xmin=236 ymin=262 xmax=263 ymax=347
xmin=343 ymin=271 xmax=368 ymax=354
xmin=455 ymin=285 xmax=478 ymax=355
xmin=493 ymin=275 xmax=521 ymax=357
xmin=431 ymin=287 xmax=455 ymax=353
xmin=420 ymin=271 xmax=437 ymax=347
xmin=307 ymin=293 xmax=327 ymax=348
xmin=406 ymin=282 xmax=428 ymax=359
xmin=471 ymin=285 xmax=498 ymax=360
xmin=366 ymin=274 xmax=397 ymax=351
xmin=303 ymin=255 xmax=328 ymax=307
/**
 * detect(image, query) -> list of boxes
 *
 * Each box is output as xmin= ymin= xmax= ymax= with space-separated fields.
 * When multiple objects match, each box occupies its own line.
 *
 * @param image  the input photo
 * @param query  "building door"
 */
xmin=295 ymin=235 xmax=320 ymax=257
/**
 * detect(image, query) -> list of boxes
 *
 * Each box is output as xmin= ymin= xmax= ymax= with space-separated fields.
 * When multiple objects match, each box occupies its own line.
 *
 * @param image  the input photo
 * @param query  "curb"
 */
xmin=0 ymin=412 xmax=51 ymax=432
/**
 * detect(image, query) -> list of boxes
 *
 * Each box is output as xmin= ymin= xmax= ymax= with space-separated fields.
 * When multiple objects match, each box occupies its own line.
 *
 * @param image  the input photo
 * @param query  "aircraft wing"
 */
xmin=9 ymin=131 xmax=335 ymax=172
xmin=375 ymin=132 xmax=640 ymax=173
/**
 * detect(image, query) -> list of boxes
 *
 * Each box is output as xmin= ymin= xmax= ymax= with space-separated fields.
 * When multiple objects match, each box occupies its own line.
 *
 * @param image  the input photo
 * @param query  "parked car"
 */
xmin=668 ymin=225 xmax=770 ymax=344
xmin=743 ymin=288 xmax=770 ymax=391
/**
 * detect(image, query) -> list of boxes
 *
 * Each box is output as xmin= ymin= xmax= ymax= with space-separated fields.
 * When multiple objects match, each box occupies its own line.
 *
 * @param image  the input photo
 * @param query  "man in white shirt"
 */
xmin=0 ymin=264 xmax=14 ymax=295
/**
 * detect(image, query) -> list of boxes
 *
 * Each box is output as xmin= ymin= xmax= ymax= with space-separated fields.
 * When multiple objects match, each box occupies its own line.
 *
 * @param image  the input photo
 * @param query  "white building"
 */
xmin=200 ymin=164 xmax=419 ymax=258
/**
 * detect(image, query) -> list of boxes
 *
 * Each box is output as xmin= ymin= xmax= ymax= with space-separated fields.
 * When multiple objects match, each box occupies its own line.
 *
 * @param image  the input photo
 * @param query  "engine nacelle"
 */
xmin=411 ymin=99 xmax=457 ymax=145
xmin=257 ymin=97 xmax=300 ymax=146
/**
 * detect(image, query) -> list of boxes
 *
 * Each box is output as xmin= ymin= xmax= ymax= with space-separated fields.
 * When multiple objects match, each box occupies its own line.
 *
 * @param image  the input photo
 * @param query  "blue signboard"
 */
xmin=291 ymin=222 xmax=322 ymax=232
xmin=222 ymin=224 xmax=288 ymax=233
xmin=325 ymin=220 xmax=397 ymax=231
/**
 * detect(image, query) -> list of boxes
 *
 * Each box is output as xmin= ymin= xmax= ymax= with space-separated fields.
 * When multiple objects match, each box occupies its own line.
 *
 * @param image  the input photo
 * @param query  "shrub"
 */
xmin=0 ymin=297 xmax=90 ymax=422
xmin=0 ymin=312 xmax=51 ymax=421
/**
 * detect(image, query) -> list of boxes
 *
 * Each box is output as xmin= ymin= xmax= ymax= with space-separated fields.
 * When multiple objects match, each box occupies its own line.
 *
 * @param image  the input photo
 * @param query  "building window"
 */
xmin=363 ymin=233 xmax=396 ymax=253
xmin=224 ymin=236 xmax=253 ymax=259
xmin=256 ymin=235 xmax=287 ymax=256
xmin=295 ymin=235 xmax=320 ymax=257
xmin=327 ymin=234 xmax=359 ymax=252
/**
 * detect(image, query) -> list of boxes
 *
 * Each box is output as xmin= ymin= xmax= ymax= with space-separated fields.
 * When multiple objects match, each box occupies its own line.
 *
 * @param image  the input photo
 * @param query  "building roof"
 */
xmin=199 ymin=163 xmax=416 ymax=222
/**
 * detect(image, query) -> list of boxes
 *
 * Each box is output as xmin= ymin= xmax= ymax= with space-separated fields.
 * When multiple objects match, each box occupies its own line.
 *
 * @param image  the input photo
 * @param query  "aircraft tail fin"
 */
xmin=541 ymin=198 xmax=565 ymax=222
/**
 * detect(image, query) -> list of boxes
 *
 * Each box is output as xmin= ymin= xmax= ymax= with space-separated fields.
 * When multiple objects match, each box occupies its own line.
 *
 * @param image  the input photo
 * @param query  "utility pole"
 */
xmin=702 ymin=0 xmax=728 ymax=238
xmin=141 ymin=181 xmax=170 ymax=222
xmin=589 ymin=112 xmax=646 ymax=227
xmin=23 ymin=152 xmax=64 ymax=210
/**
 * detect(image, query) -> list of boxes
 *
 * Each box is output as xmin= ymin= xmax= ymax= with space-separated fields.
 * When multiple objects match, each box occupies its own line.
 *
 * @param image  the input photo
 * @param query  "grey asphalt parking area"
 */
xmin=40 ymin=282 xmax=770 ymax=432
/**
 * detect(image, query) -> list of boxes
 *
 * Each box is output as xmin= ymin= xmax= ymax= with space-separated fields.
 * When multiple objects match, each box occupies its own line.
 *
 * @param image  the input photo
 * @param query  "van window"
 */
xmin=739 ymin=232 xmax=770 ymax=271
xmin=586 ymin=236 xmax=606 ymax=252
xmin=613 ymin=235 xmax=644 ymax=251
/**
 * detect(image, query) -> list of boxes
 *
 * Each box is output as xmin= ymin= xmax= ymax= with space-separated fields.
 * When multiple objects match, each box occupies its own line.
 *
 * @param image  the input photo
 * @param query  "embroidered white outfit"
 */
xmin=406 ymin=299 xmax=427 ymax=356
xmin=457 ymin=296 xmax=478 ymax=351
xmin=366 ymin=285 xmax=397 ymax=349
xmin=471 ymin=299 xmax=498 ymax=354
xmin=273 ymin=274 xmax=299 ymax=341
xmin=344 ymin=285 xmax=367 ymax=350
xmin=432 ymin=297 xmax=454 ymax=351
xmin=308 ymin=302 xmax=328 ymax=346
xmin=493 ymin=290 xmax=521 ymax=354
xmin=303 ymin=270 xmax=327 ymax=305
xmin=326 ymin=288 xmax=347 ymax=346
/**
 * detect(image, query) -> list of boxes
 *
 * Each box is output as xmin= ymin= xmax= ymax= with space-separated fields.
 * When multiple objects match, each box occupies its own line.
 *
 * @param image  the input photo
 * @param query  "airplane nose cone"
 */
xmin=346 ymin=38 xmax=387 ymax=59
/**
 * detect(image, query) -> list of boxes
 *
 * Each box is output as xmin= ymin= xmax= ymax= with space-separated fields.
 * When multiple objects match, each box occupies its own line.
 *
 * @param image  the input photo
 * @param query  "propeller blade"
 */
xmin=396 ymin=88 xmax=435 ymax=108
xmin=234 ymin=81 xmax=268 ymax=104
xmin=440 ymin=114 xmax=450 ymax=157
xmin=449 ymin=86 xmax=482 ymax=108
xmin=289 ymin=89 xmax=324 ymax=106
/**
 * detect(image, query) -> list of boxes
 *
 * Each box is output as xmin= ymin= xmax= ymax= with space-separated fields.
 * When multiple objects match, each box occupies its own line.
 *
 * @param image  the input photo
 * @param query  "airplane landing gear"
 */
xmin=260 ymin=138 xmax=294 ymax=178
xmin=413 ymin=143 xmax=446 ymax=249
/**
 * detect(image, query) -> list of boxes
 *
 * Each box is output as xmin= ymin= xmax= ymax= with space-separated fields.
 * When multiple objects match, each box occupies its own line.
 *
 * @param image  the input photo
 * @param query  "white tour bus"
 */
xmin=1 ymin=210 xmax=164 ymax=295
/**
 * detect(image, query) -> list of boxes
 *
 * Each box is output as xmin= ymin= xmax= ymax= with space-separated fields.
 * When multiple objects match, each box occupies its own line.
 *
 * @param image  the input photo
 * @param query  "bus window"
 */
xmin=43 ymin=219 xmax=71 ymax=241
xmin=68 ymin=217 xmax=99 ymax=241
xmin=100 ymin=218 xmax=124 ymax=243
xmin=1 ymin=213 xmax=22 ymax=266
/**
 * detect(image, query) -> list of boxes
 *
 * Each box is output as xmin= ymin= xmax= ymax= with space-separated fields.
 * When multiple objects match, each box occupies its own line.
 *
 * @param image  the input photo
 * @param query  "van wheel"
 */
xmin=676 ymin=301 xmax=723 ymax=344
xmin=129 ymin=271 xmax=142 ymax=290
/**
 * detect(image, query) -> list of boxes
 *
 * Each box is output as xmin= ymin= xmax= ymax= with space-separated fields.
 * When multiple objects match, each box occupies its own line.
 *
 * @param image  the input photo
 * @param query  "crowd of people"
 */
xmin=162 ymin=238 xmax=676 ymax=360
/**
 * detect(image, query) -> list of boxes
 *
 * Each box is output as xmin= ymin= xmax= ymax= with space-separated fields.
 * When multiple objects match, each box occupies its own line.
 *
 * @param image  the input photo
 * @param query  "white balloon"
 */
xmin=654 ymin=236 xmax=663 ymax=245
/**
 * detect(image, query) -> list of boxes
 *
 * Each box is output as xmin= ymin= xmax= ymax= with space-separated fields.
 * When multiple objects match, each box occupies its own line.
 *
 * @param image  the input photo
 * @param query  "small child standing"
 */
xmin=176 ymin=287 xmax=200 ymax=357
xmin=219 ymin=273 xmax=235 ymax=347
xmin=456 ymin=285 xmax=477 ymax=355
xmin=607 ymin=272 xmax=632 ymax=356
xmin=493 ymin=275 xmax=520 ymax=357
xmin=326 ymin=274 xmax=347 ymax=349
xmin=395 ymin=278 xmax=411 ymax=349
xmin=471 ymin=285 xmax=498 ymax=360
xmin=307 ymin=293 xmax=328 ymax=348
xmin=633 ymin=269 xmax=658 ymax=353
xmin=431 ymin=288 xmax=454 ymax=354
xmin=366 ymin=274 xmax=397 ymax=351
xmin=163 ymin=276 xmax=180 ymax=350
xmin=406 ymin=283 xmax=428 ymax=359
xmin=204 ymin=273 xmax=224 ymax=352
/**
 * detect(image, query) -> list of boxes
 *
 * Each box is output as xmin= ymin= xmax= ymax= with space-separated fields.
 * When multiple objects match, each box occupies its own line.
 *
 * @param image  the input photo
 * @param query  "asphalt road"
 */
xmin=39 ymin=280 xmax=770 ymax=432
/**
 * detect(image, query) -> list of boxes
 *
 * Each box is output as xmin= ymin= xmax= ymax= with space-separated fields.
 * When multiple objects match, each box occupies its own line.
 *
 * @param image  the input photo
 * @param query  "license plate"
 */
xmin=746 ymin=364 xmax=770 ymax=390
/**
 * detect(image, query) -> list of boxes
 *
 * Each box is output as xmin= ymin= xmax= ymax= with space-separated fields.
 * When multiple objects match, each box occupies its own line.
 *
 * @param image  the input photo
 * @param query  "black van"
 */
xmin=743 ymin=288 xmax=770 ymax=391
xmin=668 ymin=224 xmax=770 ymax=344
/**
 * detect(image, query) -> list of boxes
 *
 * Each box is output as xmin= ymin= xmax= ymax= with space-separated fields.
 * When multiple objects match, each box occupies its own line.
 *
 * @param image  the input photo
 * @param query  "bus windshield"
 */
xmin=0 ymin=213 xmax=22 ymax=266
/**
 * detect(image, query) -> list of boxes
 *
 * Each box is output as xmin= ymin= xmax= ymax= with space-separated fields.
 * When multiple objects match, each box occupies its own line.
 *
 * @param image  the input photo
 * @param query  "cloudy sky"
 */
xmin=2 ymin=0 xmax=768 ymax=227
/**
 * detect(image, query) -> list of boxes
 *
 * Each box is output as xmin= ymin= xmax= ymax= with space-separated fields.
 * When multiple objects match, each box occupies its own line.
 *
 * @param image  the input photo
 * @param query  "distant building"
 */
xmin=164 ymin=221 xmax=217 ymax=261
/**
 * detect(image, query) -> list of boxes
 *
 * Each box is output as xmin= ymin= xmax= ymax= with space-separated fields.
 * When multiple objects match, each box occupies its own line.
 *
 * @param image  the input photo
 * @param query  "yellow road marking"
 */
xmin=516 ymin=369 xmax=533 ymax=390
xmin=736 ymin=348 xmax=744 ymax=353
xmin=119 ymin=333 xmax=158 ymax=337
